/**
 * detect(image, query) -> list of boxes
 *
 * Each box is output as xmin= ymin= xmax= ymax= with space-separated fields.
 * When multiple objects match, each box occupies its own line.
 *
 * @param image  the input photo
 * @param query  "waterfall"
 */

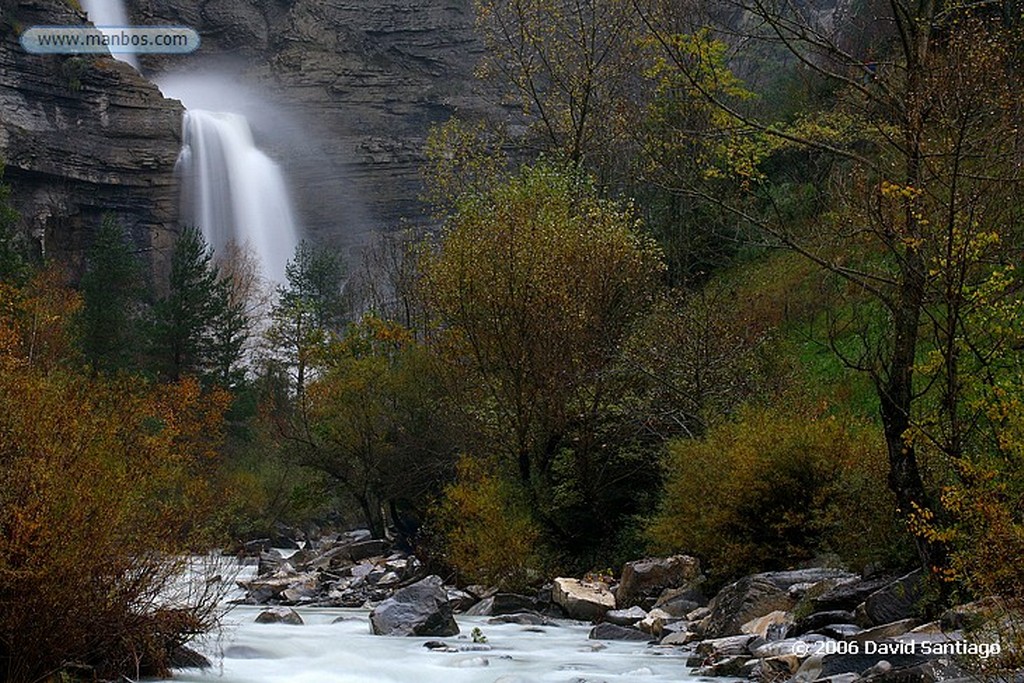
xmin=176 ymin=111 xmax=300 ymax=285
xmin=82 ymin=0 xmax=303 ymax=285
xmin=80 ymin=0 xmax=139 ymax=69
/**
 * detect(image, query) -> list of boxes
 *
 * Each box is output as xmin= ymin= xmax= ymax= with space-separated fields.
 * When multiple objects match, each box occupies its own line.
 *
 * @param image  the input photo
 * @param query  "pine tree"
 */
xmin=0 ymin=161 xmax=28 ymax=284
xmin=80 ymin=215 xmax=143 ymax=373
xmin=153 ymin=227 xmax=249 ymax=386
xmin=265 ymin=240 xmax=347 ymax=395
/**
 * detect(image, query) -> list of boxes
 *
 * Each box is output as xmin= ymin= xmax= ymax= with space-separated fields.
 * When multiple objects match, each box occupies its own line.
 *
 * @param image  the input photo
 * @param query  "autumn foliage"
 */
xmin=649 ymin=405 xmax=912 ymax=584
xmin=0 ymin=269 xmax=230 ymax=682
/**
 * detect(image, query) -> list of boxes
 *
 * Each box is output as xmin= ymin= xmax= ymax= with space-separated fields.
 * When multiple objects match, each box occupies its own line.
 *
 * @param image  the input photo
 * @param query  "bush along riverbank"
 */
xmin=232 ymin=532 xmax=1018 ymax=682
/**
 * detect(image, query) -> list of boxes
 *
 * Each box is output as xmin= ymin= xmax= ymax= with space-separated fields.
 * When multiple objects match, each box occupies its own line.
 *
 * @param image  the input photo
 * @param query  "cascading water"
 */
xmin=80 ymin=0 xmax=301 ymax=284
xmin=79 ymin=0 xmax=139 ymax=69
xmin=176 ymin=110 xmax=300 ymax=285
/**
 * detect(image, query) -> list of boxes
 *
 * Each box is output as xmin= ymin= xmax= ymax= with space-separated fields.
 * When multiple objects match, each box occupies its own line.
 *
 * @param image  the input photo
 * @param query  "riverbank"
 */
xmin=221 ymin=533 xmax=1015 ymax=683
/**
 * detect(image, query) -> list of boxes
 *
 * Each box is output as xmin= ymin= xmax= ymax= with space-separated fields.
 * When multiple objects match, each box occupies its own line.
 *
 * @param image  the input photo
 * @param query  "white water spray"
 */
xmin=176 ymin=110 xmax=299 ymax=285
xmin=79 ymin=0 xmax=139 ymax=69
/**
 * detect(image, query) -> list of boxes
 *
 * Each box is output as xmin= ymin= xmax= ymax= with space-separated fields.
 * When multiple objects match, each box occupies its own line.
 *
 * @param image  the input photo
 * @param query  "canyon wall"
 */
xmin=0 ymin=0 xmax=184 ymax=281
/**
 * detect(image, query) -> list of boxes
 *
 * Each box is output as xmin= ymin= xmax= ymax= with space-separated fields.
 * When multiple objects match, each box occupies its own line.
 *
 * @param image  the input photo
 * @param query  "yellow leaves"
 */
xmin=431 ymin=454 xmax=544 ymax=590
xmin=880 ymin=180 xmax=923 ymax=201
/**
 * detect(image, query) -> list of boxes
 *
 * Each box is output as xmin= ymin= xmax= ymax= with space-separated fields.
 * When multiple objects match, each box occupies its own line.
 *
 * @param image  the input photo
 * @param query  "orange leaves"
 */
xmin=0 ymin=271 xmax=230 ymax=679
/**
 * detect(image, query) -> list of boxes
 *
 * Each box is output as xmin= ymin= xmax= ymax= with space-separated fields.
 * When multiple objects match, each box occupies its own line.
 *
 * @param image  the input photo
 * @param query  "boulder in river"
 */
xmin=369 ymin=575 xmax=460 ymax=637
xmin=704 ymin=576 xmax=794 ymax=638
xmin=589 ymin=623 xmax=653 ymax=642
xmin=255 ymin=607 xmax=304 ymax=625
xmin=552 ymin=577 xmax=616 ymax=622
xmin=861 ymin=570 xmax=925 ymax=626
xmin=616 ymin=555 xmax=703 ymax=608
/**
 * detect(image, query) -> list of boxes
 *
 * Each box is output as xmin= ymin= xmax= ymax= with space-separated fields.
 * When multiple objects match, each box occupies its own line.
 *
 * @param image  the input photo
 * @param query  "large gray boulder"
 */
xmin=861 ymin=570 xmax=925 ymax=626
xmin=552 ymin=578 xmax=616 ymax=622
xmin=812 ymin=576 xmax=893 ymax=613
xmin=589 ymin=623 xmax=653 ymax=641
xmin=616 ymin=555 xmax=703 ymax=608
xmin=369 ymin=575 xmax=459 ymax=637
xmin=255 ymin=607 xmax=303 ymax=625
xmin=705 ymin=576 xmax=795 ymax=638
xmin=704 ymin=569 xmax=858 ymax=638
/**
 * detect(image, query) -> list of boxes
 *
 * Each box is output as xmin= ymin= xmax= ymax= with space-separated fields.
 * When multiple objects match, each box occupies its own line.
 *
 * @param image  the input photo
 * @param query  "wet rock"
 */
xmin=257 ymin=549 xmax=285 ymax=576
xmin=637 ymin=608 xmax=674 ymax=635
xmin=552 ymin=578 xmax=616 ymax=622
xmin=704 ymin=576 xmax=795 ymax=638
xmin=659 ymin=630 xmax=695 ymax=646
xmin=753 ymin=634 xmax=832 ymax=658
xmin=849 ymin=619 xmax=918 ymax=642
xmin=168 ymin=646 xmax=211 ymax=669
xmin=862 ymin=571 xmax=925 ymax=626
xmin=687 ymin=606 xmax=711 ymax=621
xmin=794 ymin=610 xmax=858 ymax=636
xmin=616 ymin=555 xmax=703 ymax=608
xmin=696 ymin=655 xmax=750 ymax=677
xmin=820 ymin=652 xmax=933 ymax=678
xmin=741 ymin=610 xmax=793 ymax=639
xmin=604 ymin=606 xmax=647 ymax=626
xmin=652 ymin=585 xmax=705 ymax=617
xmin=463 ymin=593 xmax=537 ymax=616
xmin=813 ymin=576 xmax=894 ymax=613
xmin=693 ymin=634 xmax=763 ymax=660
xmin=255 ymin=607 xmax=304 ymax=625
xmin=446 ymin=588 xmax=477 ymax=613
xmin=347 ymin=538 xmax=390 ymax=562
xmin=369 ymin=575 xmax=459 ymax=637
xmin=588 ymin=623 xmax=653 ymax=642
xmin=815 ymin=674 xmax=860 ymax=683
xmin=820 ymin=624 xmax=864 ymax=639
xmin=487 ymin=611 xmax=555 ymax=626
xmin=762 ymin=654 xmax=801 ymax=676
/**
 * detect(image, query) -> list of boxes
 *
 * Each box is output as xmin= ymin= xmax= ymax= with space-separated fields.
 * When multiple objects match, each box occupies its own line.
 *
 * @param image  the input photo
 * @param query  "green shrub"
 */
xmin=648 ymin=404 xmax=912 ymax=584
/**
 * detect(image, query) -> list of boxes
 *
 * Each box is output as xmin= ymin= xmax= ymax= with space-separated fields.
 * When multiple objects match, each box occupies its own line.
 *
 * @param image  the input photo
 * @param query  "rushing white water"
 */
xmin=79 ymin=0 xmax=140 ymax=68
xmin=176 ymin=110 xmax=300 ymax=285
xmin=175 ymin=606 xmax=695 ymax=683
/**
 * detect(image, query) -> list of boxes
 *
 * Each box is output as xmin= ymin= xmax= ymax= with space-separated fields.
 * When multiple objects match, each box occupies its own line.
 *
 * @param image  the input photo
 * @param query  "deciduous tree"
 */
xmin=420 ymin=162 xmax=665 ymax=558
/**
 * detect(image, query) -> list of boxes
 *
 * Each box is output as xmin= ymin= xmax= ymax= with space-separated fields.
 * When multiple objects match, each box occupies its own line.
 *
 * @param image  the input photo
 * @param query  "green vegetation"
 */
xmin=3 ymin=0 xmax=1024 ymax=678
xmin=79 ymin=214 xmax=144 ymax=373
xmin=649 ymin=404 xmax=910 ymax=586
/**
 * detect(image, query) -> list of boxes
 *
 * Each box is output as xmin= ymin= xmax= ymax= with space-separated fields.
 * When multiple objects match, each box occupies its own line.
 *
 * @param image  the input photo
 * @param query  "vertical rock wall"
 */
xmin=0 ymin=0 xmax=184 ymax=284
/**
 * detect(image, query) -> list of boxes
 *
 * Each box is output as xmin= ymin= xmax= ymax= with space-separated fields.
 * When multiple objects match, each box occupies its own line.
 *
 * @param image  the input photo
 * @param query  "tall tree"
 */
xmin=265 ymin=240 xmax=347 ymax=396
xmin=153 ymin=227 xmax=248 ymax=386
xmin=639 ymin=0 xmax=1024 ymax=575
xmin=0 ymin=161 xmax=28 ymax=284
xmin=80 ymin=215 xmax=144 ymax=374
xmin=474 ymin=0 xmax=646 ymax=173
xmin=421 ymin=162 xmax=665 ymax=557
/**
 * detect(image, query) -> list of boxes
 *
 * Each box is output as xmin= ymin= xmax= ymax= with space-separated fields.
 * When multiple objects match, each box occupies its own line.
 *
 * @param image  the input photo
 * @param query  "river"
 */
xmin=172 ymin=605 xmax=700 ymax=683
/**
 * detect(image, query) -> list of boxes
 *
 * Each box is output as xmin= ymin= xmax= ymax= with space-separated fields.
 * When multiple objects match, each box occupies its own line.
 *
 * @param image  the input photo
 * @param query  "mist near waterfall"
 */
xmin=158 ymin=71 xmax=372 ymax=266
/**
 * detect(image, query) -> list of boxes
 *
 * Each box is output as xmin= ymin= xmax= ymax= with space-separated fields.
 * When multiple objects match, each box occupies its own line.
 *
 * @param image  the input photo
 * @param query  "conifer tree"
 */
xmin=80 ymin=215 xmax=143 ymax=373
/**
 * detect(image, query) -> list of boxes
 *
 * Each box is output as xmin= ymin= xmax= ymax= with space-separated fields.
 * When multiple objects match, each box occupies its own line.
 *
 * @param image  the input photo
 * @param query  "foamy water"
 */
xmin=175 ymin=606 xmax=697 ymax=683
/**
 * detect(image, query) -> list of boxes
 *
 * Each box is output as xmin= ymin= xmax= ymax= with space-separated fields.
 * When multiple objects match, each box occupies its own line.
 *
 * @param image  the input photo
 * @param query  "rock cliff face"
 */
xmin=137 ymin=0 xmax=491 ymax=252
xmin=0 ymin=0 xmax=184 ymax=282
xmin=1 ymin=0 xmax=488 ymax=280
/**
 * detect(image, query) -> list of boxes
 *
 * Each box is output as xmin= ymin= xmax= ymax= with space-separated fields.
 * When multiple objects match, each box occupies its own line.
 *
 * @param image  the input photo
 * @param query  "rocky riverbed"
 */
xmin=220 ymin=532 xmax=1009 ymax=683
